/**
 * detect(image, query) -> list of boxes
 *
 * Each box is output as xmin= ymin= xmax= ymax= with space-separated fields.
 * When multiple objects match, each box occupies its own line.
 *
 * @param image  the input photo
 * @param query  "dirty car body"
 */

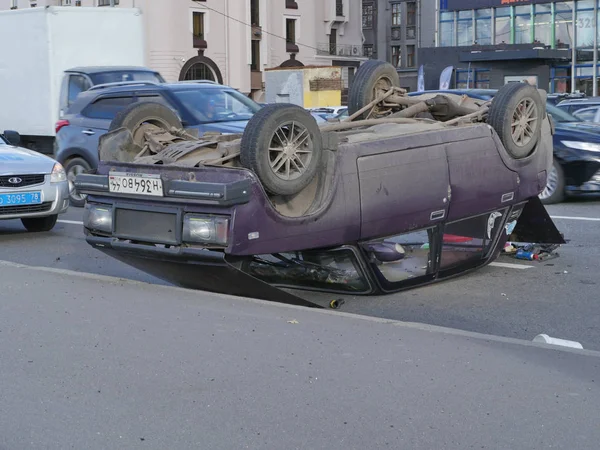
xmin=75 ymin=62 xmax=564 ymax=306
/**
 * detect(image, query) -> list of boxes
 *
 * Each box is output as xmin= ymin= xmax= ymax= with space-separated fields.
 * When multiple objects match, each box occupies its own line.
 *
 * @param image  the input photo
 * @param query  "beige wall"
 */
xmin=2 ymin=0 xmax=366 ymax=96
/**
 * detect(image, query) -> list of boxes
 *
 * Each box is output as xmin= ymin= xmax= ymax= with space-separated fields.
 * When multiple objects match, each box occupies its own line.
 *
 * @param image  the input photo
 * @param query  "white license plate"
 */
xmin=108 ymin=172 xmax=164 ymax=197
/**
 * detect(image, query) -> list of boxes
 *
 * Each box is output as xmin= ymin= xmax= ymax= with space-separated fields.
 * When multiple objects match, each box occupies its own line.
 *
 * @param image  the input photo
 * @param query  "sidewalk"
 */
xmin=1 ymin=260 xmax=599 ymax=450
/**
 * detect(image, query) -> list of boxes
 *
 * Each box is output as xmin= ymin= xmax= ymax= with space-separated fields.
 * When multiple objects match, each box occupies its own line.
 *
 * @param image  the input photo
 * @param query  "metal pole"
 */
xmin=571 ymin=7 xmax=577 ymax=93
xmin=594 ymin=0 xmax=598 ymax=96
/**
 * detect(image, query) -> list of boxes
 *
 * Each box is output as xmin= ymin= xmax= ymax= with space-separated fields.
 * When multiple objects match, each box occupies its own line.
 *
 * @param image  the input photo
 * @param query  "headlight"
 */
xmin=183 ymin=214 xmax=229 ymax=246
xmin=83 ymin=204 xmax=113 ymax=233
xmin=50 ymin=162 xmax=67 ymax=183
xmin=561 ymin=141 xmax=600 ymax=152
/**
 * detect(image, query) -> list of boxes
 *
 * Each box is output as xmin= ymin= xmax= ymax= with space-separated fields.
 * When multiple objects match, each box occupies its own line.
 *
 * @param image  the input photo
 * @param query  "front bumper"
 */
xmin=0 ymin=177 xmax=70 ymax=220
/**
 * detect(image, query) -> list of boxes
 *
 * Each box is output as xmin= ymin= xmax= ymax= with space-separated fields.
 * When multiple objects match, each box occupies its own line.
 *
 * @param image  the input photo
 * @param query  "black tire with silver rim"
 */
xmin=347 ymin=60 xmax=401 ymax=120
xmin=487 ymin=82 xmax=544 ymax=160
xmin=109 ymin=101 xmax=183 ymax=149
xmin=65 ymin=157 xmax=92 ymax=208
xmin=240 ymin=104 xmax=323 ymax=196
xmin=539 ymin=158 xmax=565 ymax=205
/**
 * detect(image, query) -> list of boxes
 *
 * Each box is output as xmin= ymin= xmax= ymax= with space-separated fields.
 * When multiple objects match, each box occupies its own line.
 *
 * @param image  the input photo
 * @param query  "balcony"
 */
xmin=317 ymin=43 xmax=363 ymax=58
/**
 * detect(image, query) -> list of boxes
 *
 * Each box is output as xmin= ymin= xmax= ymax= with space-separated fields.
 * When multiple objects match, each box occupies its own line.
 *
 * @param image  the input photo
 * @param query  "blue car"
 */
xmin=408 ymin=89 xmax=600 ymax=204
xmin=55 ymin=80 xmax=262 ymax=206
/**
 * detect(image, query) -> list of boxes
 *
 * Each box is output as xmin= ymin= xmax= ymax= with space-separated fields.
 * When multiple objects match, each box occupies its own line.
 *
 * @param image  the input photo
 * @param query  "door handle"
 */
xmin=82 ymin=130 xmax=95 ymax=136
xmin=430 ymin=210 xmax=445 ymax=221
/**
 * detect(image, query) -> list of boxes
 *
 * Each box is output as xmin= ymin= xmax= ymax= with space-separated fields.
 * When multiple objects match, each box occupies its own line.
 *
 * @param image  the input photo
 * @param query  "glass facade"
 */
xmin=438 ymin=1 xmax=600 ymax=95
xmin=440 ymin=0 xmax=598 ymax=48
xmin=475 ymin=9 xmax=492 ymax=45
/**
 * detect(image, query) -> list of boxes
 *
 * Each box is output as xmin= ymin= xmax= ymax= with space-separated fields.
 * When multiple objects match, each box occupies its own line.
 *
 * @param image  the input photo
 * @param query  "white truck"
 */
xmin=0 ymin=6 xmax=163 ymax=155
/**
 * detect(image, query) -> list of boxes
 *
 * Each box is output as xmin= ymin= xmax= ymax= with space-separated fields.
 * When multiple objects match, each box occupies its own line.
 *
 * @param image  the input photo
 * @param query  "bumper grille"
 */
xmin=0 ymin=202 xmax=52 ymax=216
xmin=0 ymin=174 xmax=46 ymax=188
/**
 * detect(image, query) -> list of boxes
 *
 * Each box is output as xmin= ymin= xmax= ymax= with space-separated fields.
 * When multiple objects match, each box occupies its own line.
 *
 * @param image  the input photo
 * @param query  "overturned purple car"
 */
xmin=75 ymin=61 xmax=564 ymax=308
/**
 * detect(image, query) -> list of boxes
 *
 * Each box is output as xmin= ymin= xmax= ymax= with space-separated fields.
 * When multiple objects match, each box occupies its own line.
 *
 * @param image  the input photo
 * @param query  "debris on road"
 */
xmin=504 ymin=241 xmax=561 ymax=262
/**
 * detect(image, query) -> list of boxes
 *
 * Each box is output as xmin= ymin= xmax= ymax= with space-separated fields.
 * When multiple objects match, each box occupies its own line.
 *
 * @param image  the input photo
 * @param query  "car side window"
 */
xmin=68 ymin=75 xmax=92 ymax=107
xmin=82 ymin=96 xmax=137 ymax=120
xmin=573 ymin=108 xmax=598 ymax=122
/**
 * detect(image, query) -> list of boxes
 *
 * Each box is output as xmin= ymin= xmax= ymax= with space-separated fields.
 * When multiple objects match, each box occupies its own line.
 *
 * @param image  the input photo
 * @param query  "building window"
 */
xmin=286 ymin=18 xmax=296 ymax=44
xmin=193 ymin=12 xmax=205 ymax=39
xmin=457 ymin=10 xmax=473 ymax=46
xmin=251 ymin=40 xmax=260 ymax=71
xmin=440 ymin=11 xmax=455 ymax=46
xmin=555 ymin=2 xmax=574 ymax=48
xmin=329 ymin=28 xmax=337 ymax=55
xmin=456 ymin=69 xmax=490 ymax=89
xmin=362 ymin=3 xmax=374 ymax=29
xmin=391 ymin=3 xmax=401 ymax=26
xmin=363 ymin=44 xmax=374 ymax=58
xmin=475 ymin=69 xmax=490 ymax=89
xmin=406 ymin=2 xmax=416 ymax=39
xmin=62 ymin=0 xmax=72 ymax=5
xmin=391 ymin=45 xmax=401 ymax=68
xmin=475 ymin=9 xmax=492 ymax=45
xmin=250 ymin=0 xmax=260 ymax=25
xmin=533 ymin=3 xmax=552 ymax=46
xmin=336 ymin=0 xmax=344 ymax=17
xmin=406 ymin=45 xmax=415 ymax=67
xmin=98 ymin=0 xmax=119 ymax=5
xmin=494 ymin=7 xmax=511 ymax=44
xmin=514 ymin=5 xmax=532 ymax=44
xmin=576 ymin=0 xmax=595 ymax=48
xmin=285 ymin=0 xmax=298 ymax=10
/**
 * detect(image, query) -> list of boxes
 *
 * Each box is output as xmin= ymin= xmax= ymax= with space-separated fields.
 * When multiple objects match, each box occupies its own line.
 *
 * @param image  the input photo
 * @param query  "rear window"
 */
xmin=82 ymin=96 xmax=137 ymax=120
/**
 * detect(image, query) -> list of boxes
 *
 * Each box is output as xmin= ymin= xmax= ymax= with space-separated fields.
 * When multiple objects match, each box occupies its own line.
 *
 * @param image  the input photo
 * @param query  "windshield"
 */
xmin=547 ymin=103 xmax=579 ymax=123
xmin=90 ymin=71 xmax=165 ymax=85
xmin=173 ymin=88 xmax=262 ymax=124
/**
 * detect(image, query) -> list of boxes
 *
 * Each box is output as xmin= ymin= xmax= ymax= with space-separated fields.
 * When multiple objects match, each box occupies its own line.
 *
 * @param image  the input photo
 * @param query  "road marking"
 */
xmin=489 ymin=262 xmax=534 ymax=270
xmin=550 ymin=215 xmax=600 ymax=222
xmin=58 ymin=220 xmax=83 ymax=225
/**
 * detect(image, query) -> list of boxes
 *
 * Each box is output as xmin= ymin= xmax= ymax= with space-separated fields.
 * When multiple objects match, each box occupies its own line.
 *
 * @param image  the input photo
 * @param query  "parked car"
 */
xmin=0 ymin=130 xmax=69 ymax=232
xmin=569 ymin=105 xmax=600 ymax=123
xmin=408 ymin=89 xmax=600 ymax=204
xmin=554 ymin=96 xmax=600 ymax=115
xmin=309 ymin=106 xmax=348 ymax=120
xmin=55 ymin=80 xmax=261 ymax=206
xmin=74 ymin=61 xmax=562 ymax=306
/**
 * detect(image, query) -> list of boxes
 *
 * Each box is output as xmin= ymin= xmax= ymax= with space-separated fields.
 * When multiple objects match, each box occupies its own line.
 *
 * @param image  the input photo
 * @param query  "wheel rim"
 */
xmin=131 ymin=118 xmax=173 ymax=148
xmin=268 ymin=121 xmax=314 ymax=182
xmin=67 ymin=164 xmax=87 ymax=202
xmin=511 ymin=97 xmax=539 ymax=147
xmin=371 ymin=76 xmax=393 ymax=117
xmin=539 ymin=164 xmax=559 ymax=199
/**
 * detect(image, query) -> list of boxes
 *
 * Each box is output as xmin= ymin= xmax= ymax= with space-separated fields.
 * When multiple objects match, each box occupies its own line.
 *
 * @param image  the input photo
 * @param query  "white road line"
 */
xmin=550 ymin=215 xmax=600 ymax=222
xmin=58 ymin=220 xmax=83 ymax=225
xmin=489 ymin=262 xmax=534 ymax=270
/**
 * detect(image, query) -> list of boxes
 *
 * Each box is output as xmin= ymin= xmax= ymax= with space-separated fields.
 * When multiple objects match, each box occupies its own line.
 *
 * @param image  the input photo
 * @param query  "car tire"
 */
xmin=65 ymin=157 xmax=92 ymax=208
xmin=348 ymin=60 xmax=401 ymax=120
xmin=240 ymin=104 xmax=323 ymax=196
xmin=21 ymin=214 xmax=58 ymax=232
xmin=539 ymin=158 xmax=565 ymax=205
xmin=487 ymin=82 xmax=544 ymax=159
xmin=109 ymin=101 xmax=183 ymax=148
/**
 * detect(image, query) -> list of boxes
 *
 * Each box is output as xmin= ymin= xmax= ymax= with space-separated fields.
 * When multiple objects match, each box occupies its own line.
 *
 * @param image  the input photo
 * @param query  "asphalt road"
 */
xmin=1 ymin=197 xmax=599 ymax=349
xmin=1 ymin=262 xmax=599 ymax=450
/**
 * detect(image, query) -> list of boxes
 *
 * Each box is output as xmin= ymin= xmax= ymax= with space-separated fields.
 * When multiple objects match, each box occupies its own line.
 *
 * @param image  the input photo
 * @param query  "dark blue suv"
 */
xmin=55 ymin=81 xmax=261 ymax=206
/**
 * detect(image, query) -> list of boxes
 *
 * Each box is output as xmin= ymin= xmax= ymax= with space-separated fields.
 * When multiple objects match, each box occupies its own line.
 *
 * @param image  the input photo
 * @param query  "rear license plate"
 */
xmin=109 ymin=172 xmax=164 ymax=197
xmin=0 ymin=192 xmax=42 ymax=207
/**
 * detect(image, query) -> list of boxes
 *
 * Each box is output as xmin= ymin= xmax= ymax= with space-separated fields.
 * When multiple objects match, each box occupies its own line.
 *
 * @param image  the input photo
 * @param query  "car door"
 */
xmin=70 ymin=95 xmax=139 ymax=158
xmin=357 ymin=140 xmax=450 ymax=239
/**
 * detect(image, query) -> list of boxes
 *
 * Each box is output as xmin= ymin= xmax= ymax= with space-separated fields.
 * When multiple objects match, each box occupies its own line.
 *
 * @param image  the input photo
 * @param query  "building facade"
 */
xmin=418 ymin=0 xmax=600 ymax=95
xmin=361 ymin=0 xmax=428 ymax=91
xmin=3 ymin=0 xmax=366 ymax=101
